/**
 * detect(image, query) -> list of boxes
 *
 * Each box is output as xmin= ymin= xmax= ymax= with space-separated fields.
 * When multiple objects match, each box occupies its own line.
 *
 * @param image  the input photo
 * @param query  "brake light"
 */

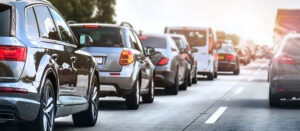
xmin=0 ymin=46 xmax=26 ymax=62
xmin=275 ymin=55 xmax=295 ymax=65
xmin=84 ymin=25 xmax=101 ymax=28
xmin=0 ymin=87 xmax=28 ymax=94
xmin=157 ymin=57 xmax=169 ymax=66
xmin=120 ymin=50 xmax=134 ymax=66
xmin=225 ymin=54 xmax=236 ymax=61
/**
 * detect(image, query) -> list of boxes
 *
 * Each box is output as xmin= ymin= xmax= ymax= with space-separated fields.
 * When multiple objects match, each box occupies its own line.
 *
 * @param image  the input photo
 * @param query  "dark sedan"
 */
xmin=218 ymin=43 xmax=240 ymax=75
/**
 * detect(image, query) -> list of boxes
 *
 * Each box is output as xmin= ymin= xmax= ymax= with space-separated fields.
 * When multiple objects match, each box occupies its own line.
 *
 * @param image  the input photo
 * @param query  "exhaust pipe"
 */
xmin=0 ymin=113 xmax=16 ymax=122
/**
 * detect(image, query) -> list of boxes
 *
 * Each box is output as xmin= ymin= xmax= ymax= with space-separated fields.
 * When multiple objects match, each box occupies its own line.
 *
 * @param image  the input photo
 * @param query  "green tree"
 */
xmin=226 ymin=34 xmax=240 ymax=46
xmin=49 ymin=0 xmax=116 ymax=23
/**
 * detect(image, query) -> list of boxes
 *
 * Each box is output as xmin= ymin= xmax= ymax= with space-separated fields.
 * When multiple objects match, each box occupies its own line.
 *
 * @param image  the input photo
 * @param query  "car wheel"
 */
xmin=214 ymin=71 xmax=218 ymax=78
xmin=187 ymin=71 xmax=192 ymax=87
xmin=73 ymin=75 xmax=99 ymax=127
xmin=179 ymin=71 xmax=188 ymax=90
xmin=192 ymin=71 xmax=197 ymax=84
xmin=142 ymin=78 xmax=154 ymax=103
xmin=207 ymin=73 xmax=214 ymax=80
xmin=233 ymin=68 xmax=240 ymax=75
xmin=165 ymin=71 xmax=179 ymax=95
xmin=126 ymin=79 xmax=140 ymax=110
xmin=21 ymin=79 xmax=55 ymax=131
xmin=269 ymin=90 xmax=280 ymax=107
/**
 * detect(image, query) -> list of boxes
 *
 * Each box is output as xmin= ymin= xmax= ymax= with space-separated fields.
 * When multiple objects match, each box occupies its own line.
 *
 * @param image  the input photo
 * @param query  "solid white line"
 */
xmin=234 ymin=87 xmax=244 ymax=94
xmin=205 ymin=107 xmax=227 ymax=124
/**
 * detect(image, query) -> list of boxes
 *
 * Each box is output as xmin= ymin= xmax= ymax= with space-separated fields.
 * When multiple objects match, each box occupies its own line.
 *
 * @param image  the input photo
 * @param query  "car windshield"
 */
xmin=172 ymin=37 xmax=186 ymax=49
xmin=0 ymin=4 xmax=11 ymax=36
xmin=282 ymin=37 xmax=300 ymax=55
xmin=71 ymin=26 xmax=124 ymax=47
xmin=140 ymin=36 xmax=167 ymax=49
xmin=218 ymin=44 xmax=234 ymax=53
xmin=169 ymin=30 xmax=206 ymax=47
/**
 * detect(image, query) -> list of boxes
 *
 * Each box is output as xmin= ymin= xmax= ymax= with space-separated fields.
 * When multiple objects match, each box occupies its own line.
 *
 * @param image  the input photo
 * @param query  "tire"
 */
xmin=269 ymin=90 xmax=280 ymax=107
xmin=126 ymin=79 xmax=140 ymax=110
xmin=233 ymin=68 xmax=240 ymax=75
xmin=207 ymin=73 xmax=214 ymax=80
xmin=142 ymin=78 xmax=154 ymax=103
xmin=214 ymin=71 xmax=218 ymax=78
xmin=73 ymin=75 xmax=99 ymax=127
xmin=21 ymin=79 xmax=56 ymax=131
xmin=192 ymin=71 xmax=197 ymax=84
xmin=179 ymin=71 xmax=188 ymax=91
xmin=165 ymin=71 xmax=179 ymax=95
xmin=187 ymin=71 xmax=192 ymax=87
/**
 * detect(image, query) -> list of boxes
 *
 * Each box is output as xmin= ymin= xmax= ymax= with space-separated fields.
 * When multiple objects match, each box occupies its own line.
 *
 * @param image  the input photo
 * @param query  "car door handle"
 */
xmin=71 ymin=56 xmax=77 ymax=62
xmin=52 ymin=54 xmax=58 ymax=61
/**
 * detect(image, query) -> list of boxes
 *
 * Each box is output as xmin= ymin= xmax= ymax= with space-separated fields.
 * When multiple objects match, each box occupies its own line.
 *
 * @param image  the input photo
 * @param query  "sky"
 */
xmin=115 ymin=0 xmax=300 ymax=46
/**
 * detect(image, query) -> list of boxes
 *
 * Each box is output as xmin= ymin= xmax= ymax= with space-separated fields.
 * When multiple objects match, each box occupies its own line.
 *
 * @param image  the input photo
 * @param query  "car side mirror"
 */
xmin=145 ymin=47 xmax=156 ymax=56
xmin=79 ymin=34 xmax=93 ymax=46
xmin=191 ymin=48 xmax=198 ymax=53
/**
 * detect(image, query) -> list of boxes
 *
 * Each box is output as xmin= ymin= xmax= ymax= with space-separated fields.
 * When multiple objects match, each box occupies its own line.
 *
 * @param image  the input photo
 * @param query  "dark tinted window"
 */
xmin=169 ymin=30 xmax=206 ymax=47
xmin=0 ymin=5 xmax=11 ymax=36
xmin=26 ymin=8 xmax=39 ymax=38
xmin=49 ymin=8 xmax=76 ymax=44
xmin=140 ymin=36 xmax=167 ymax=49
xmin=218 ymin=44 xmax=234 ymax=53
xmin=283 ymin=38 xmax=300 ymax=55
xmin=71 ymin=26 xmax=123 ymax=47
xmin=34 ymin=6 xmax=59 ymax=40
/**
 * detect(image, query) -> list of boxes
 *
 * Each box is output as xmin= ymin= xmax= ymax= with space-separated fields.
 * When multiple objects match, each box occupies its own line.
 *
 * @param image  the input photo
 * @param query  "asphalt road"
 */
xmin=3 ymin=59 xmax=300 ymax=131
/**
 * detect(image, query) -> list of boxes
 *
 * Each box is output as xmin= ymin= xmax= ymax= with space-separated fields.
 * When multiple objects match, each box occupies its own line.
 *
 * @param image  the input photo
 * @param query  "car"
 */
xmin=70 ymin=22 xmax=156 ymax=110
xmin=169 ymin=34 xmax=198 ymax=85
xmin=218 ymin=43 xmax=240 ymax=75
xmin=236 ymin=46 xmax=251 ymax=65
xmin=139 ymin=34 xmax=188 ymax=94
xmin=0 ymin=0 xmax=100 ymax=130
xmin=165 ymin=26 xmax=220 ymax=80
xmin=269 ymin=34 xmax=300 ymax=106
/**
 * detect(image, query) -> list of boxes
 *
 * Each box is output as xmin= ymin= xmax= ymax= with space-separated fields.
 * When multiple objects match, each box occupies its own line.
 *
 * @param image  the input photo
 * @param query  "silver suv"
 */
xmin=70 ymin=23 xmax=155 ymax=110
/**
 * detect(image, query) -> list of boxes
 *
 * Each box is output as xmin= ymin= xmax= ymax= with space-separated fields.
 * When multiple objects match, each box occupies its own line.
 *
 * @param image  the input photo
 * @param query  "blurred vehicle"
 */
xmin=170 ymin=34 xmax=198 ymax=85
xmin=255 ymin=48 xmax=265 ymax=59
xmin=273 ymin=9 xmax=300 ymax=46
xmin=0 ymin=1 xmax=101 ymax=130
xmin=269 ymin=34 xmax=300 ymax=106
xmin=165 ymin=27 xmax=220 ymax=80
xmin=236 ymin=47 xmax=251 ymax=65
xmin=139 ymin=34 xmax=188 ymax=94
xmin=218 ymin=44 xmax=240 ymax=75
xmin=70 ymin=22 xmax=156 ymax=109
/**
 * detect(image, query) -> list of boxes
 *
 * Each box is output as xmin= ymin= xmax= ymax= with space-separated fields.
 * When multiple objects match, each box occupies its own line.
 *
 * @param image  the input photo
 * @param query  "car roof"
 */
xmin=0 ymin=0 xmax=51 ymax=6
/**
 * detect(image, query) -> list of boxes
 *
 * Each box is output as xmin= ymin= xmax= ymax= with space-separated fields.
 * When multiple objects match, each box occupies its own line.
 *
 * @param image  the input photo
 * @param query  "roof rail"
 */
xmin=120 ymin=22 xmax=133 ymax=28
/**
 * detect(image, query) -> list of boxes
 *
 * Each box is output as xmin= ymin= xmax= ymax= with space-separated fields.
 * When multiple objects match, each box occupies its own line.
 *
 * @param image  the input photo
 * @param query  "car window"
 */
xmin=71 ymin=26 xmax=124 ymax=47
xmin=218 ymin=44 xmax=234 ymax=53
xmin=49 ymin=8 xmax=76 ymax=45
xmin=169 ymin=37 xmax=179 ymax=51
xmin=169 ymin=29 xmax=207 ymax=47
xmin=282 ymin=38 xmax=300 ymax=55
xmin=0 ymin=4 xmax=11 ymax=36
xmin=132 ymin=31 xmax=144 ymax=53
xmin=25 ymin=7 xmax=39 ymax=38
xmin=172 ymin=37 xmax=186 ymax=49
xmin=34 ymin=6 xmax=59 ymax=41
xmin=129 ymin=30 xmax=142 ymax=52
xmin=140 ymin=36 xmax=167 ymax=49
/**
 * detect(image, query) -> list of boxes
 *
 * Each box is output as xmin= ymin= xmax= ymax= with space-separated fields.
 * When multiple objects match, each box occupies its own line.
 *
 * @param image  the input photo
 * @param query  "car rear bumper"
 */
xmin=0 ymin=94 xmax=40 ymax=124
xmin=154 ymin=70 xmax=176 ymax=88
xmin=218 ymin=62 xmax=238 ymax=71
xmin=270 ymin=75 xmax=300 ymax=97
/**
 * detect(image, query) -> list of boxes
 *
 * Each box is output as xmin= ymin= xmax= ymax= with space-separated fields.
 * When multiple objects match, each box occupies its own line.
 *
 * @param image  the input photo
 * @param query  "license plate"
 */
xmin=219 ymin=56 xmax=224 ymax=60
xmin=95 ymin=57 xmax=103 ymax=65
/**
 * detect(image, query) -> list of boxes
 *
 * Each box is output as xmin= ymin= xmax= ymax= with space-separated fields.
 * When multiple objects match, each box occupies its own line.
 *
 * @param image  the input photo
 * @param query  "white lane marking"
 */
xmin=247 ymin=77 xmax=254 ymax=82
xmin=205 ymin=107 xmax=227 ymax=124
xmin=234 ymin=87 xmax=244 ymax=94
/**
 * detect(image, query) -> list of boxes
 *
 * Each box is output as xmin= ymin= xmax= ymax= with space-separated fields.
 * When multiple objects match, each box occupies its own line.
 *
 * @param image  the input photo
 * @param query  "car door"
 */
xmin=49 ymin=8 xmax=90 ymax=108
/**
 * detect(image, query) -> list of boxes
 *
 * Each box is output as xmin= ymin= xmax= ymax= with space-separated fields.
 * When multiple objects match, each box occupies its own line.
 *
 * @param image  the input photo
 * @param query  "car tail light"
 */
xmin=0 ymin=87 xmax=28 ymax=94
xmin=157 ymin=57 xmax=169 ymax=66
xmin=0 ymin=46 xmax=26 ymax=62
xmin=120 ymin=50 xmax=134 ymax=66
xmin=275 ymin=55 xmax=295 ymax=65
xmin=84 ymin=25 xmax=101 ymax=28
xmin=225 ymin=54 xmax=236 ymax=61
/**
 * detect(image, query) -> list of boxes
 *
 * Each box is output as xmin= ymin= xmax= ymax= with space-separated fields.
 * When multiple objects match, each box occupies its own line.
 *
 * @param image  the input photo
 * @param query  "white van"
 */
xmin=165 ymin=27 xmax=220 ymax=80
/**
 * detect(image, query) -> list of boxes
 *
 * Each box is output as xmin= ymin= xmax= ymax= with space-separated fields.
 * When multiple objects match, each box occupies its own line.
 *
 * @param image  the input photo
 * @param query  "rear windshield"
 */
xmin=283 ymin=38 xmax=300 ymax=55
xmin=169 ymin=29 xmax=206 ymax=47
xmin=0 ymin=4 xmax=11 ymax=36
xmin=71 ymin=26 xmax=124 ymax=47
xmin=218 ymin=44 xmax=234 ymax=53
xmin=140 ymin=36 xmax=167 ymax=49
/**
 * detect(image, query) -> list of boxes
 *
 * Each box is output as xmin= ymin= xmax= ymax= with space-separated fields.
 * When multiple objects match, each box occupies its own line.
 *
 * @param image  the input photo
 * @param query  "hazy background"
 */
xmin=115 ymin=0 xmax=300 ymax=45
